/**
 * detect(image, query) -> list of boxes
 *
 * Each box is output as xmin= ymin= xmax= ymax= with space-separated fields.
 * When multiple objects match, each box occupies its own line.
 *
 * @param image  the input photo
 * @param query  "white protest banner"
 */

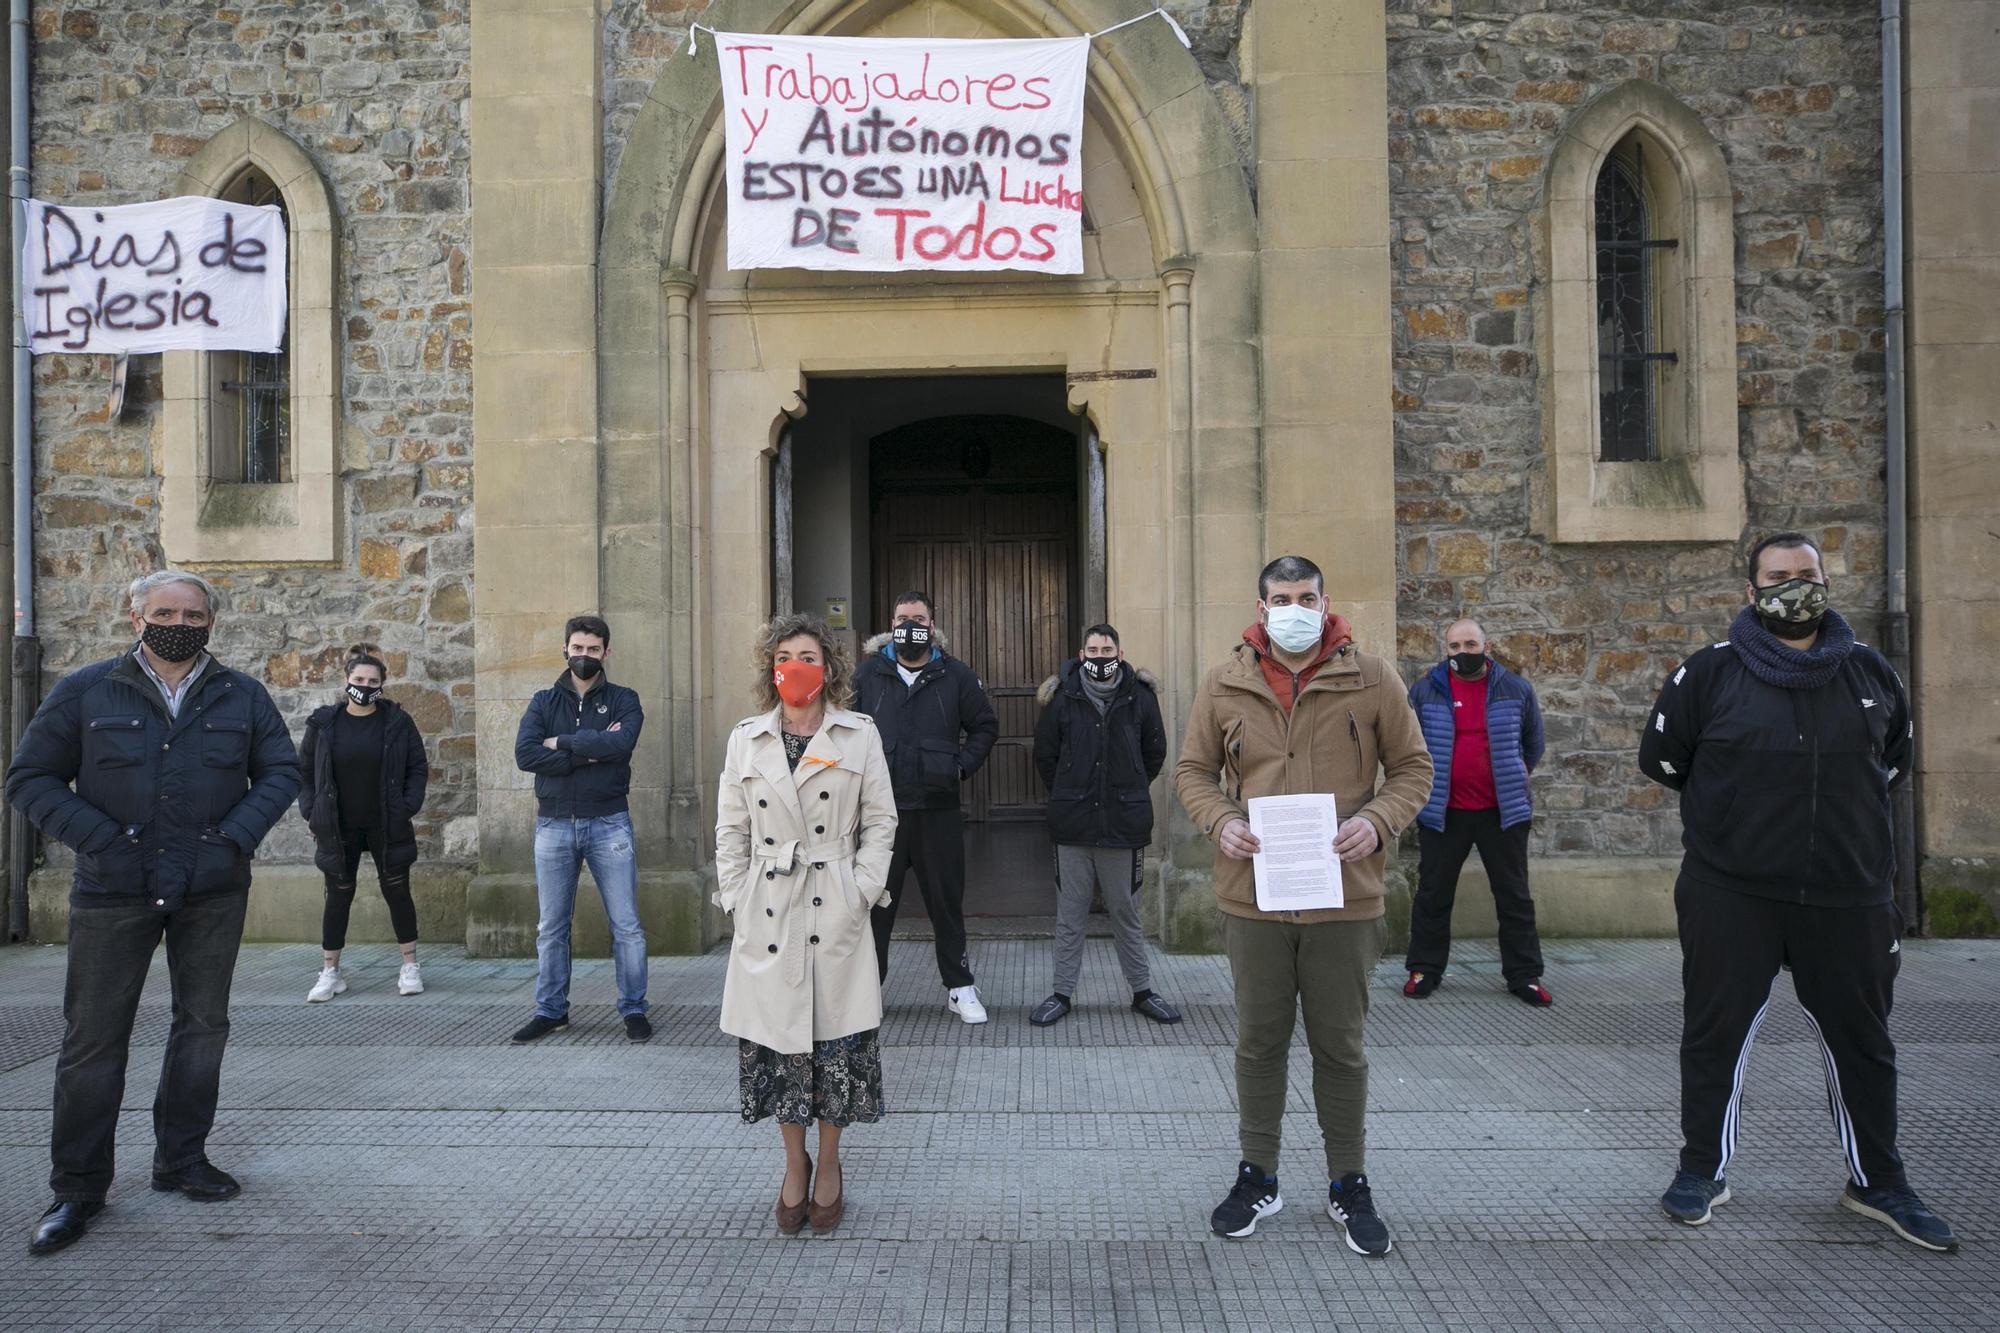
xmin=21 ymin=196 xmax=287 ymax=355
xmin=713 ymin=33 xmax=1089 ymax=273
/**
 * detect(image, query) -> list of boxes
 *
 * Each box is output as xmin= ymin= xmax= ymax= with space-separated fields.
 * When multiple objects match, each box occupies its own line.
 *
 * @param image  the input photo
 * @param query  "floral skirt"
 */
xmin=738 ymin=1029 xmax=886 ymax=1127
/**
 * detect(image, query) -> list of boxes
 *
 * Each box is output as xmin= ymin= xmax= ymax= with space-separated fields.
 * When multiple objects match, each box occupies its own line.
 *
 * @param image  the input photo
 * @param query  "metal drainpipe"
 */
xmin=1880 ymin=0 xmax=1918 ymax=930
xmin=7 ymin=0 xmax=33 ymax=942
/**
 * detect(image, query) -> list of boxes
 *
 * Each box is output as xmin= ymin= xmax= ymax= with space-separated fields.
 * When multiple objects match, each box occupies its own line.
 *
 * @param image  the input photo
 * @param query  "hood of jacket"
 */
xmin=1036 ymin=659 xmax=1159 ymax=707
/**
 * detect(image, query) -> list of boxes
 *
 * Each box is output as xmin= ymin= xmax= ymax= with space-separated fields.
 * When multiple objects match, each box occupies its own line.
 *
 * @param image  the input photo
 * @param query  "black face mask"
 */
xmin=345 ymin=684 xmax=382 ymax=707
xmin=1081 ymin=657 xmax=1122 ymax=684
xmin=892 ymin=623 xmax=933 ymax=661
xmin=141 ymin=621 xmax=209 ymax=664
xmin=1449 ymin=652 xmax=1486 ymax=679
xmin=568 ymin=654 xmax=604 ymax=680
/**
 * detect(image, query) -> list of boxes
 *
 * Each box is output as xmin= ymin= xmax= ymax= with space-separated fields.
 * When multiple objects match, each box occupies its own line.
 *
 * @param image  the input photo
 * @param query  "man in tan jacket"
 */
xmin=1176 ymin=555 xmax=1432 ymax=1254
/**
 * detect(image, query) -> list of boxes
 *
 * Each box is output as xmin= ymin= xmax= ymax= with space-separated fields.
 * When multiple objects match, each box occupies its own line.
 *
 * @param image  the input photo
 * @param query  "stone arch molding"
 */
xmin=161 ymin=115 xmax=342 ymax=564
xmin=599 ymin=0 xmax=1259 ymax=874
xmin=1533 ymin=80 xmax=1744 ymax=544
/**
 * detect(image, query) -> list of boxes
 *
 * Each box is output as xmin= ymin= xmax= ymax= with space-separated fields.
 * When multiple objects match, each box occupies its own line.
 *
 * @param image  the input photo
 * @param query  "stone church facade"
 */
xmin=4 ymin=0 xmax=1994 ymax=951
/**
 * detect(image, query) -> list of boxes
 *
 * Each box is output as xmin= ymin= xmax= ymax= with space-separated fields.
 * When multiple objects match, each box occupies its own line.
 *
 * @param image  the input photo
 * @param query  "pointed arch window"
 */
xmin=1533 ymin=82 xmax=1742 ymax=544
xmin=1594 ymin=138 xmax=1678 ymax=463
xmin=160 ymin=117 xmax=340 ymax=564
xmin=214 ymin=165 xmax=290 ymax=484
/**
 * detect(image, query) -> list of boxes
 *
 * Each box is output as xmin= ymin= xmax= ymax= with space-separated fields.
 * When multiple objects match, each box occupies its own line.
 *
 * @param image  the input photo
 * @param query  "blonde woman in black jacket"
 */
xmin=297 ymin=646 xmax=430 ymax=1002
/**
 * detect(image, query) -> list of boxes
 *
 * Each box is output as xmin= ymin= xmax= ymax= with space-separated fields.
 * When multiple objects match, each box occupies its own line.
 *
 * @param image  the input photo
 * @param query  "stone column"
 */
xmin=467 ymin=0 xmax=606 ymax=953
xmin=1907 ymin=0 xmax=2000 ymax=913
xmin=1249 ymin=0 xmax=1397 ymax=653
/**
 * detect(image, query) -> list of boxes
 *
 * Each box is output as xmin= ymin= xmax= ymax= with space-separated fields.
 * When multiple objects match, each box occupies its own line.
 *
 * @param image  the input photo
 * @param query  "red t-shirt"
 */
xmin=1447 ymin=672 xmax=1498 ymax=811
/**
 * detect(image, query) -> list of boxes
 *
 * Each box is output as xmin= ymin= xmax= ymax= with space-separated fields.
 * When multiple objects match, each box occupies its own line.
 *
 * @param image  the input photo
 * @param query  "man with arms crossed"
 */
xmin=511 ymin=615 xmax=650 ymax=1044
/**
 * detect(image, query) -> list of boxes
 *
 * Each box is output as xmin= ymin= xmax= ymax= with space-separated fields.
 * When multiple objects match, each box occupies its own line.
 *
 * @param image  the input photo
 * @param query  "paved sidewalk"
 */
xmin=0 ymin=935 xmax=1993 ymax=1331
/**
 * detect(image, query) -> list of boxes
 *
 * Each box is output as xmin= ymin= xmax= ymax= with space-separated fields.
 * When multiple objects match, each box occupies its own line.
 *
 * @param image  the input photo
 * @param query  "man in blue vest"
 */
xmin=1401 ymin=618 xmax=1551 ymax=1006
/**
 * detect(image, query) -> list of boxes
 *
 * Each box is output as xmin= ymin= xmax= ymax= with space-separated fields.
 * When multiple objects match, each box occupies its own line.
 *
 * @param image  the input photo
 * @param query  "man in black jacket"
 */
xmin=854 ymin=591 xmax=998 ymax=1022
xmin=6 ymin=571 xmax=300 ymax=1256
xmin=1028 ymin=624 xmax=1180 ymax=1027
xmin=510 ymin=615 xmax=650 ymax=1045
xmin=1640 ymin=532 xmax=1956 ymax=1252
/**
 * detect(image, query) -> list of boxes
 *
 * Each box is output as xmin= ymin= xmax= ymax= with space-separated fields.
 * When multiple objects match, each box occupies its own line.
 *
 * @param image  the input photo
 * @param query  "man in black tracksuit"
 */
xmin=1639 ymin=532 xmax=1956 ymax=1252
xmin=854 ymin=591 xmax=998 ymax=1023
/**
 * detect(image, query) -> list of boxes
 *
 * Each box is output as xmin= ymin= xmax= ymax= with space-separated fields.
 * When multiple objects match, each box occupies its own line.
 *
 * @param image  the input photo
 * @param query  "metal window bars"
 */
xmin=1594 ymin=141 xmax=1679 ymax=463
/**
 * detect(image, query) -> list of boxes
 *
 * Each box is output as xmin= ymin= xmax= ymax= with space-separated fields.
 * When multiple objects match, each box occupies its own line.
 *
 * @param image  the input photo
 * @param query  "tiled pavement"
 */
xmin=0 ymin=935 xmax=1993 ymax=1331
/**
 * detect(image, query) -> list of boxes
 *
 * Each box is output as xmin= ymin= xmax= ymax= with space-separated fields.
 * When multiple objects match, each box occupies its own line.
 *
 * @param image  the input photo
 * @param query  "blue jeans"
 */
xmin=53 ymin=889 xmax=248 ymax=1201
xmin=533 ymin=813 xmax=647 ymax=1019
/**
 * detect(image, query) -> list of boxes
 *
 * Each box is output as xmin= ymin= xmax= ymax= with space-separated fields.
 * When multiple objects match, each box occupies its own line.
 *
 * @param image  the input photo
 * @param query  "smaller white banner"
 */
xmin=1249 ymin=794 xmax=1345 ymax=913
xmin=22 ymin=196 xmax=288 ymax=355
xmin=715 ymin=32 xmax=1090 ymax=273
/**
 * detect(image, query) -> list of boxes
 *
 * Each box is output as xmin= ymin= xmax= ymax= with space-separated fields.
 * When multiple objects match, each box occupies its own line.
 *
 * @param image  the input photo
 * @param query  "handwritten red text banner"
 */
xmin=716 ymin=33 xmax=1089 ymax=273
xmin=22 ymin=197 xmax=287 ymax=355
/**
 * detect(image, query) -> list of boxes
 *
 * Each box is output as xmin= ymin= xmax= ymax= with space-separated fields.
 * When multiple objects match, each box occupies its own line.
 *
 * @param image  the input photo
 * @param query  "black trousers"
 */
xmin=871 ymin=806 xmax=974 ymax=989
xmin=52 ymin=889 xmax=248 ymax=1201
xmin=320 ymin=826 xmax=418 ymax=951
xmin=1676 ymin=875 xmax=1906 ymax=1190
xmin=1404 ymin=809 xmax=1544 ymax=985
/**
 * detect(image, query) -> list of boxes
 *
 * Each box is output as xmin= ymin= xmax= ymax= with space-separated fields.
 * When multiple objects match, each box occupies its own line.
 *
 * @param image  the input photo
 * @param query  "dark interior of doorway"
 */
xmin=781 ymin=374 xmax=1112 ymax=931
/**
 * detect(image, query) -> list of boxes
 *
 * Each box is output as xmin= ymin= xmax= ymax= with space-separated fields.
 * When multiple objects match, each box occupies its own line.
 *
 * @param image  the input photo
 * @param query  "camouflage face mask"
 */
xmin=1753 ymin=577 xmax=1829 ymax=637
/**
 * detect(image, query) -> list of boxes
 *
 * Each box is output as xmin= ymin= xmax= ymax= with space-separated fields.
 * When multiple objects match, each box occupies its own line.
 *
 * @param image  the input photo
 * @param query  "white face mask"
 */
xmin=1264 ymin=603 xmax=1324 ymax=655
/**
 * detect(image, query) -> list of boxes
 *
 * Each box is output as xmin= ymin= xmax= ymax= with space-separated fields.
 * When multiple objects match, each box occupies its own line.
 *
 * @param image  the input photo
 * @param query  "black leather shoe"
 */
xmin=511 ymin=1013 xmax=569 ymax=1043
xmin=30 ymin=1200 xmax=103 ymax=1255
xmin=151 ymin=1159 xmax=241 ymax=1201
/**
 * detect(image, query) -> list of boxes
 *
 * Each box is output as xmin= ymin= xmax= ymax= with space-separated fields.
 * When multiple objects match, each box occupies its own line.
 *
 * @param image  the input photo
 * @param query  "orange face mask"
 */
xmin=774 ymin=661 xmax=825 ymax=709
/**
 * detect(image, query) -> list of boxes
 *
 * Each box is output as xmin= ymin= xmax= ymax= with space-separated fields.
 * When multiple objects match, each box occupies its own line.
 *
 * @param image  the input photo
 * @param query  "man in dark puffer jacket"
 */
xmin=1640 ymin=532 xmax=1956 ymax=1253
xmin=1027 ymin=623 xmax=1180 ymax=1028
xmin=852 ymin=591 xmax=997 ymax=1023
xmin=6 ymin=571 xmax=300 ymax=1256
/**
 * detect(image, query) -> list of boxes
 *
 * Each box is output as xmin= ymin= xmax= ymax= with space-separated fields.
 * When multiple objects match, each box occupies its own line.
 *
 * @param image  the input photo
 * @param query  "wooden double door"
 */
xmin=872 ymin=485 xmax=1075 ymax=823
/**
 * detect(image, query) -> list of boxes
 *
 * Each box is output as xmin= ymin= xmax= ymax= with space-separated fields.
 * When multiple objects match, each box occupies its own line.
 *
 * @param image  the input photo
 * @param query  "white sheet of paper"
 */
xmin=1248 ymin=794 xmax=1344 ymax=912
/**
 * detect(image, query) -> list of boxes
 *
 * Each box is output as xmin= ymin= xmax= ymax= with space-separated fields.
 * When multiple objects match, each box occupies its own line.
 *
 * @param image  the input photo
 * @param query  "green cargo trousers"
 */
xmin=1224 ymin=912 xmax=1387 ymax=1179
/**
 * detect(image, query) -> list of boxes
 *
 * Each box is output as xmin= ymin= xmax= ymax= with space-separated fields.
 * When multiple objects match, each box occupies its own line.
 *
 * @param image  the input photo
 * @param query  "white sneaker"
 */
xmin=397 ymin=962 xmax=424 ymax=996
xmin=947 ymin=985 xmax=988 ymax=1025
xmin=306 ymin=966 xmax=346 ymax=1003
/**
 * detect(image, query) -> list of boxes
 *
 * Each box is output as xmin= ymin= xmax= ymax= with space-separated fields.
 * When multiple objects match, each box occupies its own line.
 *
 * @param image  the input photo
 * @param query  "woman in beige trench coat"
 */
xmin=716 ymin=614 xmax=898 ymax=1235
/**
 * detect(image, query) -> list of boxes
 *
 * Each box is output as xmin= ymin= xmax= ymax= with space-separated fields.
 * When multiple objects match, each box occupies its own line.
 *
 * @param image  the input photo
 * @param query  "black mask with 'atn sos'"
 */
xmin=1081 ymin=657 xmax=1122 ymax=684
xmin=345 ymin=684 xmax=383 ymax=707
xmin=892 ymin=623 xmax=933 ymax=660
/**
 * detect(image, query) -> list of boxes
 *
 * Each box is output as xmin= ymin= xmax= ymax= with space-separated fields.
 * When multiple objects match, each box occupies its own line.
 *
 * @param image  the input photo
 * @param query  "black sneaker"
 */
xmin=1327 ymin=1172 xmax=1393 ymax=1256
xmin=624 ymin=1013 xmax=653 ymax=1043
xmin=1510 ymin=981 xmax=1554 ymax=1007
xmin=1029 ymin=994 xmax=1072 ymax=1027
xmin=1210 ymin=1161 xmax=1282 ymax=1238
xmin=1660 ymin=1170 xmax=1730 ymax=1225
xmin=1131 ymin=992 xmax=1182 ymax=1024
xmin=510 ymin=1014 xmax=569 ymax=1044
xmin=1840 ymin=1181 xmax=1959 ymax=1253
xmin=1402 ymin=971 xmax=1440 ymax=998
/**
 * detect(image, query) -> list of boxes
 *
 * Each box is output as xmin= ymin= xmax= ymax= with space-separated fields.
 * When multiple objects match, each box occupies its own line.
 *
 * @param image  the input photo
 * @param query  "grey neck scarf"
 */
xmin=1082 ymin=666 xmax=1121 ymax=713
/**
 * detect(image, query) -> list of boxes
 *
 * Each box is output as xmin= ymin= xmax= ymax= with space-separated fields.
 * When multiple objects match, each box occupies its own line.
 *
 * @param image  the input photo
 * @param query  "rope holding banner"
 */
xmin=1090 ymin=6 xmax=1191 ymax=47
xmin=686 ymin=9 xmax=1191 ymax=54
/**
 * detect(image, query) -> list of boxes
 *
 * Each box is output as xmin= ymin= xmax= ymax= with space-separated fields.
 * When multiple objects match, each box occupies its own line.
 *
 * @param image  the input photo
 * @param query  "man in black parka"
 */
xmin=6 ymin=571 xmax=300 ymax=1256
xmin=1640 ymin=531 xmax=1956 ymax=1252
xmin=1028 ymin=623 xmax=1180 ymax=1028
xmin=853 ymin=591 xmax=998 ymax=1023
